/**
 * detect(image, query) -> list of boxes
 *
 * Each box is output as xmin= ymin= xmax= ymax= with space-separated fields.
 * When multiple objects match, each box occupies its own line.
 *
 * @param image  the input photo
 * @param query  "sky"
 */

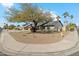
xmin=0 ymin=3 xmax=79 ymax=27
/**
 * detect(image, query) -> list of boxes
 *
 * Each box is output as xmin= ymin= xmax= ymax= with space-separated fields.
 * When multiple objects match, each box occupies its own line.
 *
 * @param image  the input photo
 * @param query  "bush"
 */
xmin=8 ymin=25 xmax=16 ymax=30
xmin=69 ymin=23 xmax=75 ymax=31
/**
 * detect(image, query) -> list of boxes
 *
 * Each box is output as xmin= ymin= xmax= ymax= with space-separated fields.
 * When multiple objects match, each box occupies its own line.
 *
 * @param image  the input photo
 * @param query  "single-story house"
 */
xmin=37 ymin=20 xmax=63 ymax=32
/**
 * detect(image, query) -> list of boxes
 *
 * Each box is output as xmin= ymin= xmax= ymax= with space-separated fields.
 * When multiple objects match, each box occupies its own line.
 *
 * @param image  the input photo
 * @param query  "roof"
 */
xmin=37 ymin=20 xmax=63 ymax=27
xmin=37 ymin=21 xmax=49 ymax=26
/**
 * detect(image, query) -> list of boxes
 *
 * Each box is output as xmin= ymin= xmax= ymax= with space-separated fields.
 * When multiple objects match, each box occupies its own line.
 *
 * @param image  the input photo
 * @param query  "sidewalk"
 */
xmin=0 ymin=30 xmax=78 ymax=56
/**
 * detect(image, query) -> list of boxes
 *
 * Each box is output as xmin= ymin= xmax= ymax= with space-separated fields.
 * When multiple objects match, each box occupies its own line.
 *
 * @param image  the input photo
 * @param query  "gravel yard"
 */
xmin=9 ymin=31 xmax=68 ymax=44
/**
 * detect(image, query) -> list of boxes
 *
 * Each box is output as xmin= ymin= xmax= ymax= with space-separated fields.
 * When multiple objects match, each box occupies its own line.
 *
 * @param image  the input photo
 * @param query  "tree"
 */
xmin=63 ymin=12 xmax=74 ymax=31
xmin=3 ymin=23 xmax=8 ymax=29
xmin=69 ymin=23 xmax=75 ymax=31
xmin=8 ymin=25 xmax=16 ymax=30
xmin=70 ymin=15 xmax=74 ymax=19
xmin=6 ymin=3 xmax=52 ymax=32
xmin=70 ymin=15 xmax=74 ymax=23
xmin=63 ymin=12 xmax=74 ymax=24
xmin=62 ymin=12 xmax=69 ymax=24
xmin=62 ymin=12 xmax=70 ymax=32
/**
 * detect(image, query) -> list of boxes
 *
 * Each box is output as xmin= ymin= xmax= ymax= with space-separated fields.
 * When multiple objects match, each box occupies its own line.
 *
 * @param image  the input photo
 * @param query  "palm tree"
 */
xmin=62 ymin=12 xmax=70 ymax=32
xmin=70 ymin=15 xmax=74 ymax=23
xmin=62 ymin=12 xmax=69 ymax=24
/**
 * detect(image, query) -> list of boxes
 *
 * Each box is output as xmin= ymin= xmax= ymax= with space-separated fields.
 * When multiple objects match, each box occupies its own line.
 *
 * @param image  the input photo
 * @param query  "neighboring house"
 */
xmin=23 ymin=25 xmax=32 ymax=30
xmin=15 ymin=25 xmax=32 ymax=30
xmin=15 ymin=26 xmax=24 ymax=30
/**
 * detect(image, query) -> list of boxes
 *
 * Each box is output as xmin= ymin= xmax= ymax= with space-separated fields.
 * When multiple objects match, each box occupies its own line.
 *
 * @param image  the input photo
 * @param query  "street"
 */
xmin=0 ymin=28 xmax=7 ymax=56
xmin=69 ymin=29 xmax=79 ymax=56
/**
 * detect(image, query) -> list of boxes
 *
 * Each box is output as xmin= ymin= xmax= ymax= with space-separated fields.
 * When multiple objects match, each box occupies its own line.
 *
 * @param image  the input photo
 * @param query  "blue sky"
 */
xmin=0 ymin=3 xmax=79 ymax=27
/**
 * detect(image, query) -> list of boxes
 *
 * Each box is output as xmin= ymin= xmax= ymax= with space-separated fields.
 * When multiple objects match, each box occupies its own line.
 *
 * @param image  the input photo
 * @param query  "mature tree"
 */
xmin=70 ymin=15 xmax=74 ymax=23
xmin=5 ymin=3 xmax=52 ymax=32
xmin=63 ymin=12 xmax=74 ymax=24
xmin=70 ymin=15 xmax=74 ymax=19
xmin=63 ymin=12 xmax=74 ymax=31
xmin=62 ymin=12 xmax=69 ymax=24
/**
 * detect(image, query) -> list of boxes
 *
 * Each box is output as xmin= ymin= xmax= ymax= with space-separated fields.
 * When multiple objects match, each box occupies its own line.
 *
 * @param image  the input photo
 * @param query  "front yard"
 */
xmin=9 ymin=31 xmax=69 ymax=44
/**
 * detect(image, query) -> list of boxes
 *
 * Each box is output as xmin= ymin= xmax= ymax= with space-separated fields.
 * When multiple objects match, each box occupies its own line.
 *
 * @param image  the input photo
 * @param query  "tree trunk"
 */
xmin=32 ymin=20 xmax=37 ymax=32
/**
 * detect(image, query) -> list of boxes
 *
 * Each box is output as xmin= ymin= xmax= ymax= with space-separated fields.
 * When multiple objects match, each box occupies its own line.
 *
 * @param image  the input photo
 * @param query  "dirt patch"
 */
xmin=9 ymin=31 xmax=69 ymax=44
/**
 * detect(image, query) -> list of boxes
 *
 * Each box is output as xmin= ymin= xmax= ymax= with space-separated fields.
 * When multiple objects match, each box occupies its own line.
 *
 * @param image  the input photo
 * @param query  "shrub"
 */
xmin=8 ymin=25 xmax=16 ymax=30
xmin=69 ymin=23 xmax=75 ymax=31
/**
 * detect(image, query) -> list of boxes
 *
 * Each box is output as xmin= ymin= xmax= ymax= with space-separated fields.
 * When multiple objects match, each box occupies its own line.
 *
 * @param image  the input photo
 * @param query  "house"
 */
xmin=23 ymin=25 xmax=32 ymax=30
xmin=44 ymin=20 xmax=63 ymax=32
xmin=37 ymin=20 xmax=63 ymax=32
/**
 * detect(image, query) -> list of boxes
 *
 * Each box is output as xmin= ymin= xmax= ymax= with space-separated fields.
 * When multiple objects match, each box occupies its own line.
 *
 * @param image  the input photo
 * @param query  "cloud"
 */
xmin=1 ymin=3 xmax=14 ymax=8
xmin=49 ymin=11 xmax=59 ymax=21
xmin=1 ymin=3 xmax=14 ymax=13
